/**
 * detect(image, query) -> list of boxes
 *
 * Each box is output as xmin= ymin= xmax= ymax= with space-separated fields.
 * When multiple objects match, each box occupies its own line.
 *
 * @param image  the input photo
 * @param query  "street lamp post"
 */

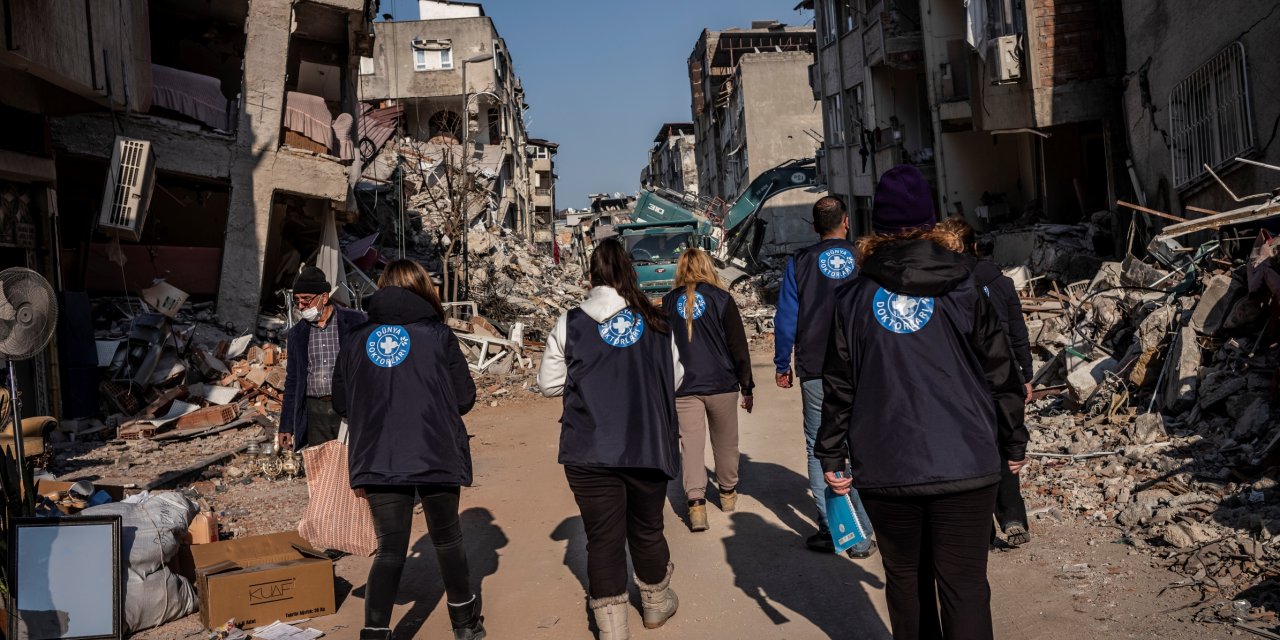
xmin=459 ymin=53 xmax=493 ymax=301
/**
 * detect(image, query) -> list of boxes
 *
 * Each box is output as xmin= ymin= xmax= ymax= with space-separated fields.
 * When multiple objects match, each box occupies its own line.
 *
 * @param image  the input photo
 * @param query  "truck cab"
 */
xmin=616 ymin=221 xmax=704 ymax=299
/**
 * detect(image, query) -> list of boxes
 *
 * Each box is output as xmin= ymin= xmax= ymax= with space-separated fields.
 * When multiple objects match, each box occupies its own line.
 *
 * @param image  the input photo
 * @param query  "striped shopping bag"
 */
xmin=297 ymin=426 xmax=376 ymax=556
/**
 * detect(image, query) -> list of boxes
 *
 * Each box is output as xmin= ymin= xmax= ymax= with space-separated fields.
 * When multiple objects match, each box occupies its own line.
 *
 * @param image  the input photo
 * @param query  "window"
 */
xmin=411 ymin=40 xmax=453 ymax=71
xmin=821 ymin=0 xmax=838 ymax=45
xmin=359 ymin=56 xmax=375 ymax=75
xmin=1170 ymin=41 xmax=1254 ymax=189
xmin=487 ymin=107 xmax=500 ymax=143
xmin=826 ymin=94 xmax=846 ymax=146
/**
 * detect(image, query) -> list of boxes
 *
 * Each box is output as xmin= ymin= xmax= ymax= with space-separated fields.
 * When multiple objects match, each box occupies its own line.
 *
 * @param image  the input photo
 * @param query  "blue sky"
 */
xmin=381 ymin=0 xmax=814 ymax=210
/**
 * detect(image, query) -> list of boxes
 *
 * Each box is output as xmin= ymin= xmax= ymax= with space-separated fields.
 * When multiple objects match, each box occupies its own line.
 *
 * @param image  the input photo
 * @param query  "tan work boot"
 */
xmin=636 ymin=562 xmax=678 ymax=629
xmin=687 ymin=499 xmax=708 ymax=532
xmin=719 ymin=489 xmax=738 ymax=512
xmin=589 ymin=594 xmax=630 ymax=640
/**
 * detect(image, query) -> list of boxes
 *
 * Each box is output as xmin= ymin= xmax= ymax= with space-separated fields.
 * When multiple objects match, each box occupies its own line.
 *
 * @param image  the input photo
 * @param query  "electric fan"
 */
xmin=0 ymin=267 xmax=58 ymax=476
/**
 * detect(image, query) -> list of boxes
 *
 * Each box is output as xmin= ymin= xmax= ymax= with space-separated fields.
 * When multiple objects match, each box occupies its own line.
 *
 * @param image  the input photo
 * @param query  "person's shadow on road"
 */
xmin=730 ymin=455 xmax=891 ymax=639
xmin=350 ymin=507 xmax=508 ymax=639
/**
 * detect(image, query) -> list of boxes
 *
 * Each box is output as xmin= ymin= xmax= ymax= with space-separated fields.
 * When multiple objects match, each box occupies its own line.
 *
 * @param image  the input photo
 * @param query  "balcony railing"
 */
xmin=535 ymin=188 xmax=552 ymax=196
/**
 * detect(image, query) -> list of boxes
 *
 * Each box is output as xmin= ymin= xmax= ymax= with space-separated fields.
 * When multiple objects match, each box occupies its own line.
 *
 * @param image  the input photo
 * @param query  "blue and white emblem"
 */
xmin=599 ymin=309 xmax=645 ymax=348
xmin=674 ymin=292 xmax=707 ymax=320
xmin=818 ymin=247 xmax=855 ymax=279
xmin=872 ymin=288 xmax=935 ymax=334
xmin=982 ymin=285 xmax=991 ymax=297
xmin=367 ymin=325 xmax=411 ymax=368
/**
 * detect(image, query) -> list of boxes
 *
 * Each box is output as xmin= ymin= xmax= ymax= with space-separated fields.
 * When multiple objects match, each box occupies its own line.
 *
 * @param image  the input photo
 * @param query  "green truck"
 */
xmin=615 ymin=158 xmax=818 ymax=298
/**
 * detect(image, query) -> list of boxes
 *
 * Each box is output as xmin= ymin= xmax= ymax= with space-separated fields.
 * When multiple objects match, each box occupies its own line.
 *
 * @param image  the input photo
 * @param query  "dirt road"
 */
xmin=145 ymin=350 xmax=1222 ymax=639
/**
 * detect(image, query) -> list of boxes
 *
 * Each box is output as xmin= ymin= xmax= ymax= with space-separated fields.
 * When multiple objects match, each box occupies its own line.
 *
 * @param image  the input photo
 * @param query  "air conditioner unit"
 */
xmin=97 ymin=137 xmax=156 ymax=242
xmin=989 ymin=35 xmax=1022 ymax=84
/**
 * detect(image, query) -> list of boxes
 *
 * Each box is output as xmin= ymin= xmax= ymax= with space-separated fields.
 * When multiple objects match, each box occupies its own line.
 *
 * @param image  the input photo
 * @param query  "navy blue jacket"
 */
xmin=331 ymin=287 xmax=477 ymax=488
xmin=774 ymin=237 xmax=858 ymax=379
xmin=280 ymin=306 xmax=366 ymax=450
xmin=973 ymin=260 xmax=1034 ymax=383
xmin=539 ymin=287 xmax=681 ymax=480
xmin=662 ymin=283 xmax=754 ymax=397
xmin=816 ymin=238 xmax=1028 ymax=496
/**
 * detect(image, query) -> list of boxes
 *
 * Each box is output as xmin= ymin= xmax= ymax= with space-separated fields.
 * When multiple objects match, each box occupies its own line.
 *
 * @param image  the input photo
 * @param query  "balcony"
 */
xmin=535 ymin=188 xmax=551 ymax=196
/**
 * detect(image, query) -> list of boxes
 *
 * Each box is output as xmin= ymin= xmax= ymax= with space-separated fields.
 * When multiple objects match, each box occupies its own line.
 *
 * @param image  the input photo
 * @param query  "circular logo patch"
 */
xmin=598 ymin=309 xmax=645 ymax=348
xmin=367 ymin=325 xmax=411 ymax=368
xmin=818 ymin=247 xmax=855 ymax=279
xmin=872 ymin=288 xmax=936 ymax=334
xmin=674 ymin=292 xmax=707 ymax=320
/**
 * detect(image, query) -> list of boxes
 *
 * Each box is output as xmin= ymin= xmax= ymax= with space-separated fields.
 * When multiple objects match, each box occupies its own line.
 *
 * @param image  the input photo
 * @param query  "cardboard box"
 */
xmin=189 ymin=532 xmax=335 ymax=629
xmin=34 ymin=479 xmax=128 ymax=513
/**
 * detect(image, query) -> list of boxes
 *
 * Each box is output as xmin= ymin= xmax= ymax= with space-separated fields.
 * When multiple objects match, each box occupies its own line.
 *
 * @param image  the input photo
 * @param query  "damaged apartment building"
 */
xmin=801 ymin=0 xmax=1126 ymax=237
xmin=642 ymin=122 xmax=699 ymax=197
xmin=687 ymin=22 xmax=824 ymax=257
xmin=0 ymin=0 xmax=374 ymax=418
xmin=1120 ymin=0 xmax=1280 ymax=226
xmin=358 ymin=0 xmax=547 ymax=241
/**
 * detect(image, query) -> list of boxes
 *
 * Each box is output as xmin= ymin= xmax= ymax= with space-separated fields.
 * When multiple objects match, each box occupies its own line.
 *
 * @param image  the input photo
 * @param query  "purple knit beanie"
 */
xmin=872 ymin=165 xmax=936 ymax=234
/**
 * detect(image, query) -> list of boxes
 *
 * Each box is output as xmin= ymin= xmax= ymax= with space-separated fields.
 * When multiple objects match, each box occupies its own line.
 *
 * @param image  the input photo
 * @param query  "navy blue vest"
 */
xmin=793 ymin=238 xmax=858 ymax=379
xmin=559 ymin=306 xmax=680 ymax=479
xmin=663 ymin=283 xmax=739 ymax=397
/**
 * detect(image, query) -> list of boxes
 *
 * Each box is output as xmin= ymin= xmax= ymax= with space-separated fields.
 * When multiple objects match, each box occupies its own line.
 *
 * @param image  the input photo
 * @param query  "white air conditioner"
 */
xmin=990 ymin=35 xmax=1022 ymax=83
xmin=97 ymin=137 xmax=156 ymax=241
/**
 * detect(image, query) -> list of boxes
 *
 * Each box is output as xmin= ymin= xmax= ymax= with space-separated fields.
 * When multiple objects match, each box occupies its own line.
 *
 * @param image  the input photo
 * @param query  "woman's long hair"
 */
xmin=674 ymin=248 xmax=724 ymax=340
xmin=934 ymin=217 xmax=977 ymax=256
xmin=590 ymin=238 xmax=670 ymax=334
xmin=378 ymin=259 xmax=447 ymax=320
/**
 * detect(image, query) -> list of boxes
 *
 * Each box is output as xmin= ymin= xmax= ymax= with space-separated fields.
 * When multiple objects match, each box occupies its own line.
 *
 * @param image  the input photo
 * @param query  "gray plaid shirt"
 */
xmin=306 ymin=318 xmax=341 ymax=397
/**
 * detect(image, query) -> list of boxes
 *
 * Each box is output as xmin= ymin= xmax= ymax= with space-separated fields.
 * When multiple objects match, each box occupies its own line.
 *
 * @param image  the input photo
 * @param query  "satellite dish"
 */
xmin=0 ymin=267 xmax=58 ymax=474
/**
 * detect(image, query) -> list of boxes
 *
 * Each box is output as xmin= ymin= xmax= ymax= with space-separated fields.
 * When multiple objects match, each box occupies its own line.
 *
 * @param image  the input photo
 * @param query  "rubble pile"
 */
xmin=1009 ymin=220 xmax=1280 ymax=626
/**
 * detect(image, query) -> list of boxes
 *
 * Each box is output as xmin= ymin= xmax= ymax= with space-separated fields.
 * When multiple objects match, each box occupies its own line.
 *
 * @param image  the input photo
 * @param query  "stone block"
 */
xmin=1132 ymin=413 xmax=1166 ymax=444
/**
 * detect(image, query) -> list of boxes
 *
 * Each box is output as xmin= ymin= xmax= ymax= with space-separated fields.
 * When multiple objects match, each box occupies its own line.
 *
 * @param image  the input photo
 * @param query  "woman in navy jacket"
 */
xmin=539 ymin=239 xmax=684 ymax=639
xmin=661 ymin=248 xmax=754 ymax=533
xmin=331 ymin=260 xmax=482 ymax=640
xmin=816 ymin=165 xmax=1028 ymax=640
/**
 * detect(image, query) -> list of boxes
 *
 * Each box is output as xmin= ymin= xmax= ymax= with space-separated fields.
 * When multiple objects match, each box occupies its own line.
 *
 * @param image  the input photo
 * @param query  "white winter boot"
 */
xmin=589 ymin=593 xmax=630 ymax=640
xmin=635 ymin=562 xmax=678 ymax=629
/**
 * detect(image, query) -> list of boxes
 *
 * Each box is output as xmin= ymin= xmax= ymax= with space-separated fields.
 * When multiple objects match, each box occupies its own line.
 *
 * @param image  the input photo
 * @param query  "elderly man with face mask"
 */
xmin=277 ymin=266 xmax=367 ymax=451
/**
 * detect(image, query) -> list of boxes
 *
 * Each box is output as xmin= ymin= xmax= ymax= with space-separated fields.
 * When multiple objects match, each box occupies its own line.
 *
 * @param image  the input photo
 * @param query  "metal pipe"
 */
xmin=6 ymin=362 xmax=29 ymax=496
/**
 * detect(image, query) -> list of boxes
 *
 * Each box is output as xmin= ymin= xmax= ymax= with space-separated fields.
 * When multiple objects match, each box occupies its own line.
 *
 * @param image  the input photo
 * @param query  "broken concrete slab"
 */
xmin=1191 ymin=275 xmax=1243 ymax=335
xmin=1162 ymin=325 xmax=1200 ymax=413
xmin=1067 ymin=355 xmax=1119 ymax=400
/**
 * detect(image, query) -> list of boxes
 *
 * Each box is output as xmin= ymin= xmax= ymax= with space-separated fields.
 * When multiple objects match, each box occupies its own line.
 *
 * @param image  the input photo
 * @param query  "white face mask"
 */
xmin=299 ymin=306 xmax=321 ymax=323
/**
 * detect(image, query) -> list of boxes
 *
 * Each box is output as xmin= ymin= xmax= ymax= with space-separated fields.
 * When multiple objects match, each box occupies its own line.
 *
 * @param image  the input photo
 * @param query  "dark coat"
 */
xmin=280 ymin=306 xmax=366 ymax=450
xmin=331 ymin=287 xmax=477 ymax=488
xmin=559 ymin=305 xmax=680 ymax=479
xmin=972 ymin=260 xmax=1034 ymax=383
xmin=662 ymin=283 xmax=754 ymax=397
xmin=774 ymin=237 xmax=859 ymax=379
xmin=816 ymin=238 xmax=1028 ymax=496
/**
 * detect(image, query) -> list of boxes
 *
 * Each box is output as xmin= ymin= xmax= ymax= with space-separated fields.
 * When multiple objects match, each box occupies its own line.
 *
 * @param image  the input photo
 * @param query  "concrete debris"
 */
xmin=1010 ymin=215 xmax=1280 ymax=624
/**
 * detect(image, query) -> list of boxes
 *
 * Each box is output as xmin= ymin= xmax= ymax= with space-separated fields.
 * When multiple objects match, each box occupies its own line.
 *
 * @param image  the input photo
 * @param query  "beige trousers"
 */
xmin=675 ymin=392 xmax=741 ymax=500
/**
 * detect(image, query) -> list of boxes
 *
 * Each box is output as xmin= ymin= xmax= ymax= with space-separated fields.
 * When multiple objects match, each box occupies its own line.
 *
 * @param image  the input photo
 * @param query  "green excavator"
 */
xmin=616 ymin=157 xmax=818 ymax=298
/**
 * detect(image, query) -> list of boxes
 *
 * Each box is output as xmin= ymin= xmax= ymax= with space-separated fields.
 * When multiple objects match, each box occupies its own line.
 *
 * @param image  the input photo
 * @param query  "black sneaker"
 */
xmin=846 ymin=540 xmax=878 ymax=559
xmin=806 ymin=530 xmax=835 ymax=553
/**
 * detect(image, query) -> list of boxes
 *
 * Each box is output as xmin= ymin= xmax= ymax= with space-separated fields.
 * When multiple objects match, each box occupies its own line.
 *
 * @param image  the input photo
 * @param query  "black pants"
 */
xmin=861 ymin=484 xmax=999 ymax=640
xmin=365 ymin=485 xmax=472 ymax=629
xmin=305 ymin=397 xmax=342 ymax=447
xmin=564 ymin=465 xmax=671 ymax=599
xmin=994 ymin=465 xmax=1028 ymax=530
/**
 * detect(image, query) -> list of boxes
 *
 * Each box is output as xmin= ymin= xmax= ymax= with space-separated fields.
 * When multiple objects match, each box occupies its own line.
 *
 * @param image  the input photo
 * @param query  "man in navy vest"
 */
xmin=773 ymin=196 xmax=876 ymax=557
